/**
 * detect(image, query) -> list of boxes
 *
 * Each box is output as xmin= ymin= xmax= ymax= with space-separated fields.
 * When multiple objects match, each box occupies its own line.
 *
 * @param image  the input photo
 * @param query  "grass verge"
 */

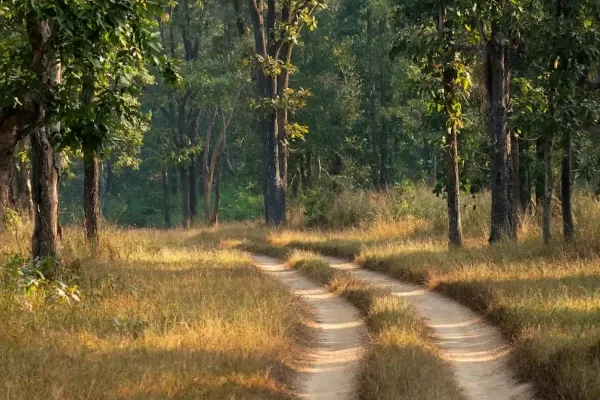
xmin=266 ymin=221 xmax=600 ymax=400
xmin=0 ymin=226 xmax=306 ymax=400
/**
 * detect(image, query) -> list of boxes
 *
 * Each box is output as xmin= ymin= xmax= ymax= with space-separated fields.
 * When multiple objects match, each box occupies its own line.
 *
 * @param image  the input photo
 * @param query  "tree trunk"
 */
xmin=31 ymin=125 xmax=61 ymax=260
xmin=27 ymin=15 xmax=61 ymax=260
xmin=511 ymin=132 xmax=521 ymax=229
xmin=430 ymin=145 xmax=438 ymax=187
xmin=0 ymin=150 xmax=10 ymax=231
xmin=81 ymin=74 xmax=100 ymax=244
xmin=561 ymin=129 xmax=573 ymax=241
xmin=264 ymin=110 xmax=285 ymax=225
xmin=188 ymin=109 xmax=201 ymax=225
xmin=445 ymin=125 xmax=463 ymax=247
xmin=189 ymin=161 xmax=198 ymax=225
xmin=210 ymin=158 xmax=225 ymax=226
xmin=543 ymin=132 xmax=553 ymax=244
xmin=379 ymin=116 xmax=389 ymax=189
xmin=487 ymin=38 xmax=512 ymax=243
xmin=440 ymin=2 xmax=463 ymax=248
xmin=162 ymin=168 xmax=171 ymax=228
xmin=180 ymin=166 xmax=190 ymax=228
xmin=0 ymin=114 xmax=32 ymax=231
xmin=83 ymin=152 xmax=100 ymax=244
xmin=535 ymin=135 xmax=545 ymax=205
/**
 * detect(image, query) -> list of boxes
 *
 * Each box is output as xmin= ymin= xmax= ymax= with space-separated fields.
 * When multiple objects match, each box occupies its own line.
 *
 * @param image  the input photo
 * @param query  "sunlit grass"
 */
xmin=0 ymin=225 xmax=305 ymax=400
xmin=284 ymin=250 xmax=465 ymax=400
xmin=258 ymin=189 xmax=600 ymax=400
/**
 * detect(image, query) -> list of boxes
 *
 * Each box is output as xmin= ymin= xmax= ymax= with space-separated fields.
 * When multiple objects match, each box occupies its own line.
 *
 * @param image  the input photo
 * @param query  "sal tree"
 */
xmin=248 ymin=0 xmax=326 ymax=226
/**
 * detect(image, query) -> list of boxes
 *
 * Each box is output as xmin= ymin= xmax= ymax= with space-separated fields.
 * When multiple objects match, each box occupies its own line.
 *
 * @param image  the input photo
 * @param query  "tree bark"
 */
xmin=535 ymin=135 xmax=545 ymax=205
xmin=0 ymin=111 xmax=32 ymax=231
xmin=487 ymin=35 xmax=512 ymax=243
xmin=543 ymin=132 xmax=553 ymax=244
xmin=561 ymin=129 xmax=574 ymax=241
xmin=83 ymin=152 xmax=100 ymax=244
xmin=31 ymin=125 xmax=61 ymax=260
xmin=27 ymin=15 xmax=61 ymax=260
xmin=210 ymin=158 xmax=225 ymax=226
xmin=81 ymin=74 xmax=100 ymax=244
xmin=511 ymin=132 xmax=521 ymax=228
xmin=248 ymin=0 xmax=287 ymax=226
xmin=445 ymin=125 xmax=463 ymax=247
xmin=188 ymin=109 xmax=201 ymax=225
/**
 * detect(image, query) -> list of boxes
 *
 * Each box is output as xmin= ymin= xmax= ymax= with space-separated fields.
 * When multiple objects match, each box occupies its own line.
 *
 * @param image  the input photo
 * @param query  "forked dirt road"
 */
xmin=322 ymin=255 xmax=535 ymax=400
xmin=251 ymin=255 xmax=367 ymax=400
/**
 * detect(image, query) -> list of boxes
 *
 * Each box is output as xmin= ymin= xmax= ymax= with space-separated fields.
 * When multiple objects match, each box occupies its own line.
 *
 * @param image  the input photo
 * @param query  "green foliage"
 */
xmin=1 ymin=255 xmax=82 ymax=304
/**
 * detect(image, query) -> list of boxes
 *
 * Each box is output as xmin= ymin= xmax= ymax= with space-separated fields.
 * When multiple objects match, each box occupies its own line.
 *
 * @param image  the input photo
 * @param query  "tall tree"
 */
xmin=247 ymin=0 xmax=326 ymax=226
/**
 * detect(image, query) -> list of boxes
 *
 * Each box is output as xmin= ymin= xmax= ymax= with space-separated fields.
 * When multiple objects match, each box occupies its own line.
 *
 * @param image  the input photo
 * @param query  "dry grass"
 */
xmin=0 ymin=224 xmax=306 ymax=400
xmin=260 ymin=189 xmax=600 ymax=400
xmin=237 ymin=239 xmax=466 ymax=400
xmin=278 ymin=250 xmax=465 ymax=400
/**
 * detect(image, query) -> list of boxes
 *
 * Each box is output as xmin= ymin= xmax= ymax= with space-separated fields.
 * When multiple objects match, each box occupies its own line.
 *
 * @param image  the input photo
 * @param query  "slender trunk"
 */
xmin=231 ymin=0 xmax=245 ymax=36
xmin=162 ymin=168 xmax=171 ymax=228
xmin=379 ymin=116 xmax=389 ymax=189
xmin=430 ymin=145 xmax=438 ymax=187
xmin=535 ymin=135 xmax=545 ymax=205
xmin=189 ymin=161 xmax=198 ymax=225
xmin=487 ymin=38 xmax=511 ymax=243
xmin=31 ymin=125 xmax=61 ymax=259
xmin=188 ymin=109 xmax=201 ymax=225
xmin=543 ymin=132 xmax=553 ymax=244
xmin=180 ymin=167 xmax=190 ymax=228
xmin=0 ymin=151 xmax=10 ymax=231
xmin=561 ymin=129 xmax=573 ymax=241
xmin=445 ymin=125 xmax=463 ymax=247
xmin=83 ymin=152 xmax=100 ymax=244
xmin=210 ymin=158 xmax=225 ymax=226
xmin=203 ymin=178 xmax=212 ymax=225
xmin=511 ymin=132 xmax=521 ymax=228
xmin=81 ymin=74 xmax=100 ymax=244
xmin=264 ymin=110 xmax=285 ymax=225
xmin=305 ymin=150 xmax=312 ymax=192
xmin=440 ymin=2 xmax=463 ymax=247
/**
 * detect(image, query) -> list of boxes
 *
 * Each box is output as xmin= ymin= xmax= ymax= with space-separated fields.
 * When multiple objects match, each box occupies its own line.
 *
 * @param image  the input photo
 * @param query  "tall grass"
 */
xmin=282 ymin=250 xmax=465 ymax=400
xmin=0 ymin=224 xmax=306 ymax=399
